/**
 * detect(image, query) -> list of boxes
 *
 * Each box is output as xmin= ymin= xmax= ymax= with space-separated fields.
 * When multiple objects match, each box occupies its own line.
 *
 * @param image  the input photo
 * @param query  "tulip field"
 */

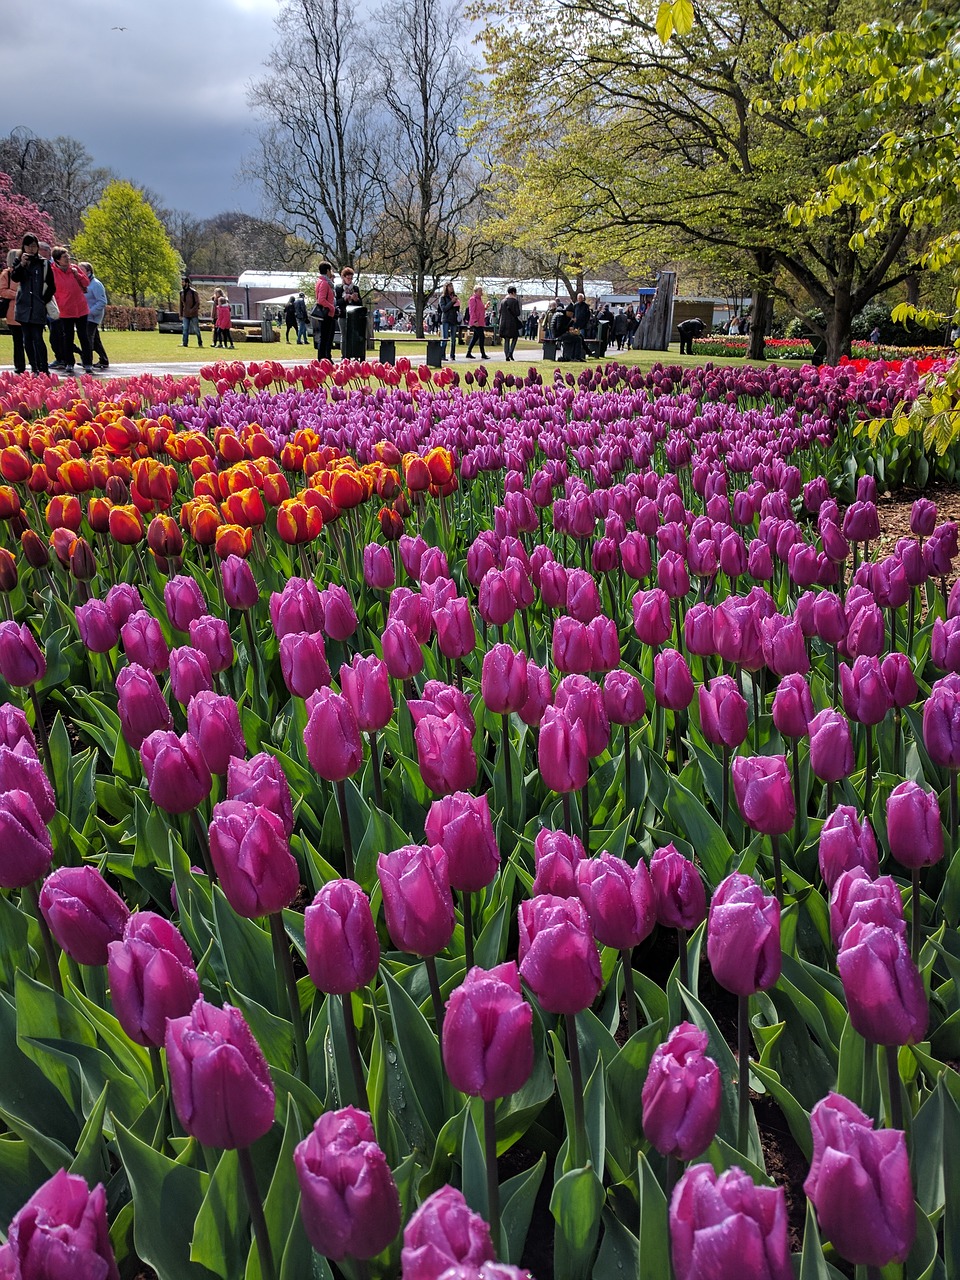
xmin=1 ymin=352 xmax=960 ymax=1279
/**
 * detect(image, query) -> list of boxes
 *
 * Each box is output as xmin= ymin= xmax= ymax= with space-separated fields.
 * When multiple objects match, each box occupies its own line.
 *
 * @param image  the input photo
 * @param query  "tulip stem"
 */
xmin=791 ymin=739 xmax=801 ymax=850
xmin=665 ymin=1153 xmax=680 ymax=1199
xmin=483 ymin=1098 xmax=501 ymax=1254
xmin=243 ymin=610 xmax=261 ymax=703
xmin=721 ymin=744 xmax=730 ymax=835
xmin=341 ymin=992 xmax=367 ymax=1108
xmin=462 ymin=891 xmax=475 ymax=973
xmin=770 ymin=833 xmax=783 ymax=907
xmin=27 ymin=686 xmax=54 ymax=790
xmin=951 ymin=773 xmax=958 ymax=857
xmin=581 ymin=775 xmax=590 ymax=852
xmin=621 ymin=949 xmax=638 ymax=1037
xmin=885 ymin=1044 xmax=903 ymax=1131
xmin=148 ymin=1045 xmax=165 ymax=1097
xmin=564 ymin=1013 xmax=587 ymax=1168
xmin=502 ymin=713 xmax=513 ymax=828
xmin=425 ymin=954 xmax=444 ymax=1035
xmin=369 ymin=730 xmax=383 ymax=809
xmin=188 ymin=808 xmax=216 ymax=881
xmin=911 ymin=869 xmax=922 ymax=965
xmin=678 ymin=928 xmax=689 ymax=989
xmin=27 ymin=882 xmax=62 ymax=997
xmin=562 ymin=791 xmax=573 ymax=835
xmin=864 ymin=723 xmax=874 ymax=816
xmin=737 ymin=994 xmax=750 ymax=1156
xmin=624 ymin=723 xmax=632 ymax=800
xmin=269 ymin=913 xmax=310 ymax=1089
xmin=335 ymin=779 xmax=354 ymax=880
xmin=751 ymin=679 xmax=760 ymax=753
xmin=238 ymin=1145 xmax=276 ymax=1280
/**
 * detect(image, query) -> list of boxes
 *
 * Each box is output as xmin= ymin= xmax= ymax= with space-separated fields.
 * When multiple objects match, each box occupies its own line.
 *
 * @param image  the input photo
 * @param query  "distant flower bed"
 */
xmin=693 ymin=335 xmax=955 ymax=361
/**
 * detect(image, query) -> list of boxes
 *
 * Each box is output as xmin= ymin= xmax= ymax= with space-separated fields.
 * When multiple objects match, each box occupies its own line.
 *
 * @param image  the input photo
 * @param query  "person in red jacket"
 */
xmin=314 ymin=262 xmax=336 ymax=361
xmin=464 ymin=285 xmax=489 ymax=359
xmin=50 ymin=247 xmax=93 ymax=376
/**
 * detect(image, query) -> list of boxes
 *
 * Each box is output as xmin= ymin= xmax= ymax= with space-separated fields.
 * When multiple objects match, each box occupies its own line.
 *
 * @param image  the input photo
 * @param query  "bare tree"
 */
xmin=0 ymin=128 xmax=111 ymax=241
xmin=245 ymin=0 xmax=381 ymax=266
xmin=366 ymin=0 xmax=487 ymax=335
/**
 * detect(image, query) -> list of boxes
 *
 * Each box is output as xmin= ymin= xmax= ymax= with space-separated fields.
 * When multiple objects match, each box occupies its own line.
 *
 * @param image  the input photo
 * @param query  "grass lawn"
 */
xmin=1 ymin=325 xmax=804 ymax=375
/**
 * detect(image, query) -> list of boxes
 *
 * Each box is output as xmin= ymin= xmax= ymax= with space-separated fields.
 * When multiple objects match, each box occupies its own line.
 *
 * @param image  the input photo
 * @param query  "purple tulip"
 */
xmin=425 ymin=791 xmax=500 ymax=892
xmin=165 ymin=998 xmax=275 ymax=1149
xmin=830 ymin=868 xmax=904 ymax=948
xmin=0 ymin=741 xmax=54 ymax=823
xmin=304 ymin=687 xmax=364 ymax=781
xmin=642 ymin=1022 xmax=722 ymax=1160
xmin=838 ymin=919 xmax=928 ymax=1045
xmin=707 ymin=873 xmax=781 ymax=996
xmin=881 ymin=652 xmax=917 ymax=708
xmin=414 ymin=712 xmax=477 ymax=795
xmin=400 ymin=1185 xmax=495 ymax=1280
xmin=532 ymin=827 xmax=584 ymax=897
xmin=670 ymin=1163 xmax=792 ymax=1280
xmin=168 ymin=645 xmax=214 ymax=705
xmin=565 ymin=568 xmax=601 ymax=622
xmin=840 ymin=655 xmax=891 ymax=725
xmin=120 ymin=610 xmax=169 ymax=674
xmin=818 ymin=805 xmax=879 ymax=890
xmin=760 ymin=613 xmax=809 ymax=677
xmin=713 ymin=597 xmax=762 ymax=670
xmin=163 ymin=574 xmax=207 ymax=632
xmin=105 ymin=582 xmax=145 ymax=627
xmin=75 ymin=598 xmax=120 ymax=654
xmin=603 ymin=669 xmax=646 ymax=725
xmin=381 ymin=619 xmax=424 ymax=680
xmin=683 ymin=602 xmax=715 ymax=656
xmin=409 ymin=682 xmax=475 ymax=734
xmin=305 ymin=879 xmax=380 ymax=994
xmin=188 ymin=614 xmax=233 ymax=674
xmin=208 ymin=799 xmax=298 ymax=917
xmin=923 ymin=673 xmax=960 ymax=769
xmin=4 ymin=1169 xmax=120 ymax=1280
xmin=771 ymin=673 xmax=814 ymax=740
xmin=538 ymin=705 xmax=589 ymax=793
xmin=805 ymin=1092 xmax=915 ymax=1267
xmin=0 ymin=621 xmax=46 ymax=686
xmin=294 ymin=1107 xmax=401 ymax=1262
xmin=517 ymin=661 xmax=553 ymax=727
xmin=222 ymin=554 xmax=259 ymax=610
xmin=0 ymin=701 xmax=36 ymax=753
xmin=39 ymin=865 xmax=130 ymax=966
xmin=140 ymin=729 xmax=212 ymax=814
xmin=442 ymin=961 xmax=534 ymax=1100
xmin=576 ymin=851 xmax=656 ymax=949
xmin=187 ymin=689 xmax=246 ymax=777
xmin=732 ymin=755 xmax=794 ymax=836
xmin=319 ymin=583 xmax=358 ymax=641
xmin=434 ymin=597 xmax=476 ymax=660
xmin=363 ymin=542 xmax=395 ymax=590
xmin=477 ymin=568 xmax=517 ymax=627
xmin=227 ymin=752 xmax=294 ymax=837
xmin=340 ymin=654 xmax=393 ymax=733
xmin=517 ymin=894 xmax=602 ymax=1014
xmin=653 ymin=648 xmax=694 ymax=711
xmin=698 ymin=676 xmax=748 ymax=750
xmin=481 ymin=643 xmax=528 ymax=714
xmin=808 ymin=708 xmax=855 ymax=783
xmin=650 ymin=843 xmax=707 ymax=931
xmin=886 ymin=780 xmax=944 ymax=870
xmin=633 ymin=588 xmax=672 ymax=646
xmin=269 ymin=576 xmax=324 ymax=638
xmin=378 ymin=844 xmax=456 ymax=957
xmin=108 ymin=912 xmax=200 ymax=1047
xmin=554 ymin=674 xmax=609 ymax=756
xmin=0 ymin=789 xmax=53 ymax=888
xmin=552 ymin=616 xmax=593 ymax=675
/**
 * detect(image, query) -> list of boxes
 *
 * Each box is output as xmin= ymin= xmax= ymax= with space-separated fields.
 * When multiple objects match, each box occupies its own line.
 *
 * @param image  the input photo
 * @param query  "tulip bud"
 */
xmin=698 ymin=676 xmax=748 ymax=750
xmin=576 ymin=851 xmax=656 ymax=949
xmin=923 ymin=673 xmax=960 ymax=769
xmin=108 ymin=911 xmax=200 ymax=1047
xmin=227 ymin=752 xmax=294 ymax=837
xmin=39 ymin=865 xmax=130 ymax=966
xmin=829 ymin=868 xmax=904 ymax=948
xmin=633 ymin=587 xmax=672 ymax=646
xmin=771 ymin=673 xmax=814 ymax=740
xmin=188 ymin=614 xmax=233 ymax=674
xmin=538 ymin=704 xmax=589 ymax=794
xmin=442 ymin=961 xmax=534 ymax=1101
xmin=838 ymin=919 xmax=928 ymax=1046
xmin=603 ymin=669 xmax=646 ymax=726
xmin=294 ymin=1107 xmax=401 ymax=1263
xmin=0 ymin=741 xmax=54 ymax=823
xmin=425 ymin=791 xmax=500 ymax=892
xmin=670 ymin=1163 xmax=791 ymax=1280
xmin=4 ymin=1170 xmax=120 ymax=1280
xmin=808 ymin=708 xmax=855 ymax=783
xmin=165 ymin=998 xmax=275 ymax=1149
xmin=222 ymin=554 xmax=259 ymax=610
xmin=140 ymin=729 xmax=212 ymax=814
xmin=0 ymin=621 xmax=45 ymax=687
xmin=305 ymin=879 xmax=379 ymax=994
xmin=642 ymin=1022 xmax=722 ymax=1160
xmin=381 ymin=619 xmax=424 ymax=680
xmin=163 ymin=574 xmax=207 ymax=632
xmin=169 ymin=644 xmax=214 ymax=705
xmin=532 ymin=826 xmax=583 ymax=897
xmin=378 ymin=844 xmax=456 ymax=957
xmin=401 ymin=1186 xmax=495 ymax=1280
xmin=650 ymin=843 xmax=706 ymax=931
xmin=732 ymin=754 xmax=794 ymax=836
xmin=280 ymin=630 xmax=331 ymax=700
xmin=518 ymin=894 xmax=602 ymax=1014
xmin=304 ymin=687 xmax=363 ymax=781
xmin=413 ymin=711 xmax=476 ymax=795
xmin=818 ymin=805 xmax=879 ymax=890
xmin=120 ymin=610 xmax=169 ymax=674
xmin=0 ymin=789 xmax=53 ymax=887
xmin=481 ymin=643 xmax=528 ymax=714
xmin=886 ymin=779 xmax=944 ymax=870
xmin=707 ymin=873 xmax=781 ymax=996
xmin=804 ymin=1093 xmax=915 ymax=1268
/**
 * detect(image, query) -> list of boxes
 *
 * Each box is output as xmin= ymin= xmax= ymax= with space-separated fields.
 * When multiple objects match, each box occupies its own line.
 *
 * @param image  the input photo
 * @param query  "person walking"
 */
xmin=438 ymin=282 xmax=461 ymax=360
xmin=10 ymin=235 xmax=53 ymax=375
xmin=464 ymin=285 xmax=489 ymax=359
xmin=78 ymin=261 xmax=109 ymax=369
xmin=283 ymin=296 xmax=297 ymax=343
xmin=0 ymin=251 xmax=26 ymax=374
xmin=216 ymin=297 xmax=234 ymax=348
xmin=50 ymin=248 xmax=93 ymax=376
xmin=295 ymin=293 xmax=309 ymax=344
xmin=179 ymin=277 xmax=203 ymax=347
xmin=313 ymin=262 xmax=336 ymax=361
xmin=499 ymin=285 xmax=522 ymax=361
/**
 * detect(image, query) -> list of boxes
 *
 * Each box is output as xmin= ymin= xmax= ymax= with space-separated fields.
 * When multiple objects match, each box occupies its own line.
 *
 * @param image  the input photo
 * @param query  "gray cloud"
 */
xmin=6 ymin=0 xmax=280 ymax=217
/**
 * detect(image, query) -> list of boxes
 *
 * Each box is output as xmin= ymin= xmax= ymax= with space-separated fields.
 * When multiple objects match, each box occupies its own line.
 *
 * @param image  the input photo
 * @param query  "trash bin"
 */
xmin=542 ymin=339 xmax=558 ymax=362
xmin=260 ymin=316 xmax=277 ymax=343
xmin=596 ymin=319 xmax=611 ymax=356
xmin=341 ymin=306 xmax=367 ymax=360
xmin=425 ymin=339 xmax=443 ymax=368
xmin=379 ymin=340 xmax=396 ymax=365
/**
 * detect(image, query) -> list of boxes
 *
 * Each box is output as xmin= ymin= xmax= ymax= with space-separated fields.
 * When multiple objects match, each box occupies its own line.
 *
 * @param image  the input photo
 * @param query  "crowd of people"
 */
xmin=1 ymin=234 xmax=109 ymax=376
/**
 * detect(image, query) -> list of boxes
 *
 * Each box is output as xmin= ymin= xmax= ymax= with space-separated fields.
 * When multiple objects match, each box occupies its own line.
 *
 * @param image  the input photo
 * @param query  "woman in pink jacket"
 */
xmin=314 ymin=262 xmax=336 ymax=361
xmin=50 ymin=247 xmax=93 ymax=376
xmin=464 ymin=285 xmax=489 ymax=359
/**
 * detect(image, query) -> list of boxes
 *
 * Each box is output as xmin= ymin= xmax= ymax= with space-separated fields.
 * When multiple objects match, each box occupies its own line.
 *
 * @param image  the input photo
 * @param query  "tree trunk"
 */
xmin=824 ymin=287 xmax=854 ymax=365
xmin=747 ymin=250 xmax=774 ymax=360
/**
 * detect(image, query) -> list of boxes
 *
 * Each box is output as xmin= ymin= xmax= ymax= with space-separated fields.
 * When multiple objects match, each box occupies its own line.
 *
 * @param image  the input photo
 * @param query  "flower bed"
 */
xmin=0 ymin=355 xmax=955 ymax=1279
xmin=693 ymin=334 xmax=954 ymax=362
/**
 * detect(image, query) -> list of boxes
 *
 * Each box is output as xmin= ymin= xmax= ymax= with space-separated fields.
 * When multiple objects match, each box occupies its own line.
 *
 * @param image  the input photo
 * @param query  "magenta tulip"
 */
xmin=305 ymin=879 xmax=380 ymax=994
xmin=442 ymin=961 xmax=534 ymax=1100
xmin=642 ymin=1022 xmax=722 ymax=1160
xmin=517 ymin=894 xmax=602 ymax=1014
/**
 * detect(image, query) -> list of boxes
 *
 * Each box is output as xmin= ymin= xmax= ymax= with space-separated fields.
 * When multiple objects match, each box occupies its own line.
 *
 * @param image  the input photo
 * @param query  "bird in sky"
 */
xmin=111 ymin=25 xmax=127 ymax=31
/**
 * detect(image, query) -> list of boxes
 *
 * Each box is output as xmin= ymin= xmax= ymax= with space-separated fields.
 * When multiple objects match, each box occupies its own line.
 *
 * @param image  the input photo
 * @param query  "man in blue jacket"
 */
xmin=79 ymin=262 xmax=109 ymax=369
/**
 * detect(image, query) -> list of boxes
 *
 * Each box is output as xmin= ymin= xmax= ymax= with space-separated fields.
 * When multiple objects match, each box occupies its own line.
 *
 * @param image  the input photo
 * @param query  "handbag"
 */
xmin=46 ymin=296 xmax=59 ymax=321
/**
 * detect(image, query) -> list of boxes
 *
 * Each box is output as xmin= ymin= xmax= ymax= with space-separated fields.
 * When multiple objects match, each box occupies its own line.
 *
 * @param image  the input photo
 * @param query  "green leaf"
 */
xmin=798 ymin=1199 xmax=830 ymax=1279
xmin=655 ymin=0 xmax=674 ymax=43
xmin=663 ymin=777 xmax=734 ymax=887
xmin=381 ymin=969 xmax=447 ymax=1151
xmin=637 ymin=1149 xmax=670 ymax=1280
xmin=500 ymin=1152 xmax=546 ymax=1265
xmin=597 ymin=1207 xmax=640 ymax=1280
xmin=212 ymin=889 xmax=276 ymax=1013
xmin=550 ymin=1163 xmax=604 ymax=1280
xmin=0 ymin=1136 xmax=51 ymax=1229
xmin=192 ymin=1149 xmax=249 ymax=1280
xmin=912 ymin=1082 xmax=944 ymax=1216
xmin=943 ymin=1083 xmax=960 ymax=1278
xmin=246 ymin=1097 xmax=307 ymax=1280
xmin=115 ymin=1123 xmax=217 ymax=1280
xmin=606 ymin=1024 xmax=661 ymax=1179
xmin=68 ymin=1083 xmax=110 ymax=1187
xmin=748 ymin=1061 xmax=812 ymax=1162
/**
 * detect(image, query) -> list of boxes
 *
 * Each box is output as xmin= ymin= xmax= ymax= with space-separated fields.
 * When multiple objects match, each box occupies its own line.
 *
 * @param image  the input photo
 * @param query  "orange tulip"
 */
xmin=186 ymin=500 xmax=223 ymax=547
xmin=276 ymin=498 xmax=322 ymax=545
xmin=193 ymin=472 xmax=223 ymax=503
xmin=0 ymin=486 xmax=21 ymax=521
xmin=261 ymin=471 xmax=290 ymax=506
xmin=373 ymin=440 xmax=402 ymax=466
xmin=0 ymin=446 xmax=31 ymax=483
xmin=56 ymin=458 xmax=95 ymax=494
xmin=87 ymin=496 xmax=112 ymax=534
xmin=108 ymin=504 xmax=146 ymax=546
xmin=215 ymin=523 xmax=253 ymax=559
xmin=0 ymin=547 xmax=18 ymax=593
xmin=329 ymin=467 xmax=367 ymax=510
xmin=403 ymin=454 xmax=431 ymax=493
xmin=425 ymin=446 xmax=456 ymax=486
xmin=280 ymin=442 xmax=305 ymax=472
xmin=216 ymin=431 xmax=247 ymax=467
xmin=104 ymin=416 xmax=142 ymax=453
xmin=220 ymin=486 xmax=267 ymax=528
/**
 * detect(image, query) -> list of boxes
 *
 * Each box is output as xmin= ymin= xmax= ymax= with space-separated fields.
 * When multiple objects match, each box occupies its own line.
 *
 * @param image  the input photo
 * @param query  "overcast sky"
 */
xmin=7 ymin=0 xmax=279 ymax=219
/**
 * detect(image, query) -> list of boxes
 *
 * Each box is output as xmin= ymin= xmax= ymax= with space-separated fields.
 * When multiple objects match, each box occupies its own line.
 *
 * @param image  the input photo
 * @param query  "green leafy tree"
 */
xmin=473 ymin=0 xmax=936 ymax=362
xmin=73 ymin=181 xmax=181 ymax=307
